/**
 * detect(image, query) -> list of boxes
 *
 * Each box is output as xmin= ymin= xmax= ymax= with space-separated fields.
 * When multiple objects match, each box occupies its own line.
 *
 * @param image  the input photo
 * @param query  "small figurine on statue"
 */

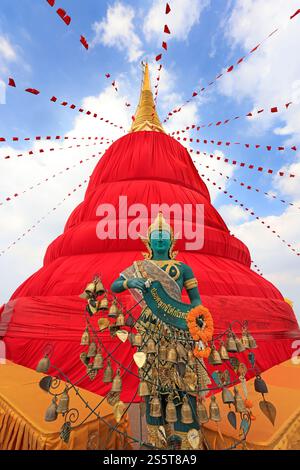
xmin=111 ymin=212 xmax=213 ymax=450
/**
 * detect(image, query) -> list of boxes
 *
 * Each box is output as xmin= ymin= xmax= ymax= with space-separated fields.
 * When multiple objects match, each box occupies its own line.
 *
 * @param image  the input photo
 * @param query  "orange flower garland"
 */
xmin=186 ymin=305 xmax=214 ymax=359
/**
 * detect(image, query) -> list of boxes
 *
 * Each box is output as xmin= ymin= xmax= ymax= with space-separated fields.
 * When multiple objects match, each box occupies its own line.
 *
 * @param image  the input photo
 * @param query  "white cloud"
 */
xmin=91 ymin=2 xmax=144 ymax=62
xmin=218 ymin=0 xmax=300 ymax=142
xmin=0 ymin=36 xmax=17 ymax=61
xmin=272 ymin=158 xmax=300 ymax=200
xmin=229 ymin=204 xmax=300 ymax=320
xmin=0 ymin=35 xmax=18 ymax=74
xmin=218 ymin=203 xmax=251 ymax=225
xmin=143 ymin=0 xmax=210 ymax=43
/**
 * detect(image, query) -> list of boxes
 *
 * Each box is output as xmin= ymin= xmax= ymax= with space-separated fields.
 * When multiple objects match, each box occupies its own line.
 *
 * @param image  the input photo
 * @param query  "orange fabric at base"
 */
xmin=203 ymin=360 xmax=300 ymax=450
xmin=0 ymin=361 xmax=132 ymax=450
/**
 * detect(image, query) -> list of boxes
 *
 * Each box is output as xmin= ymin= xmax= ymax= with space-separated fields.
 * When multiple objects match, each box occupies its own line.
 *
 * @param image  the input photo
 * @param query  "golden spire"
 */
xmin=130 ymin=63 xmax=165 ymax=133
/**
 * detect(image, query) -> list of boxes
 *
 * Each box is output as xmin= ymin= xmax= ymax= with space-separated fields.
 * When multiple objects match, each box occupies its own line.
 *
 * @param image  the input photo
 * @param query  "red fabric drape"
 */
xmin=2 ymin=131 xmax=299 ymax=398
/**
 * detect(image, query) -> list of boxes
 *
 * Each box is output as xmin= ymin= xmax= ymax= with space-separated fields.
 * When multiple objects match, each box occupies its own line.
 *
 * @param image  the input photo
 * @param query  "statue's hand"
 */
xmin=127 ymin=278 xmax=148 ymax=293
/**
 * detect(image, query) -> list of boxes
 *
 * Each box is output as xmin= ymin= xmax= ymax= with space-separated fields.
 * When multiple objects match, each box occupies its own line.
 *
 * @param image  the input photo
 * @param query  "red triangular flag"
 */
xmin=192 ymin=92 xmax=198 ymax=97
xmin=80 ymin=36 xmax=89 ymax=50
xmin=164 ymin=24 xmax=171 ymax=34
xmin=290 ymin=9 xmax=300 ymax=20
xmin=165 ymin=3 xmax=171 ymax=14
xmin=105 ymin=73 xmax=111 ymax=78
xmin=227 ymin=65 xmax=234 ymax=72
xmin=156 ymin=54 xmax=162 ymax=61
xmin=47 ymin=0 xmax=55 ymax=6
xmin=271 ymin=107 xmax=278 ymax=113
xmin=250 ymin=44 xmax=260 ymax=53
xmin=162 ymin=41 xmax=167 ymax=50
xmin=25 ymin=88 xmax=40 ymax=95
xmin=56 ymin=8 xmax=66 ymax=19
xmin=8 ymin=77 xmax=16 ymax=87
xmin=63 ymin=15 xmax=71 ymax=25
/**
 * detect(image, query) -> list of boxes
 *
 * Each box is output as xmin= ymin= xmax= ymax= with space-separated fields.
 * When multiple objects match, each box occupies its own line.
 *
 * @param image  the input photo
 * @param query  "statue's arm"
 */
xmin=111 ymin=276 xmax=147 ymax=293
xmin=182 ymin=265 xmax=202 ymax=307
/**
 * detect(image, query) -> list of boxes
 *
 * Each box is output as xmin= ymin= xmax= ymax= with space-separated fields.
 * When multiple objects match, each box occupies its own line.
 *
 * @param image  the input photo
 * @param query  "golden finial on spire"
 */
xmin=130 ymin=63 xmax=165 ymax=133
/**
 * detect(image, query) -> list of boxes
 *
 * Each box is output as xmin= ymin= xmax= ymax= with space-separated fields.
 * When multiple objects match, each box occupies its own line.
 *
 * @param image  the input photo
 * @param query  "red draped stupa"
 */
xmin=1 ymin=65 xmax=299 ymax=401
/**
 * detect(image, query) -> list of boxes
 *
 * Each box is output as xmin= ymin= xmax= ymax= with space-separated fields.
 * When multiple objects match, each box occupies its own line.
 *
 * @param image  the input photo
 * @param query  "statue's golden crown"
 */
xmin=148 ymin=212 xmax=174 ymax=241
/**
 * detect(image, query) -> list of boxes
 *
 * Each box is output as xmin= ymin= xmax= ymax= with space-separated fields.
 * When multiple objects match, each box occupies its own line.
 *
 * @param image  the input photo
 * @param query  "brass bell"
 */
xmin=95 ymin=277 xmax=105 ymax=295
xmin=150 ymin=395 xmax=162 ymax=418
xmin=103 ymin=360 xmax=114 ymax=383
xmin=247 ymin=333 xmax=257 ymax=349
xmin=234 ymin=387 xmax=246 ymax=413
xmin=99 ymin=294 xmax=109 ymax=310
xmin=209 ymin=345 xmax=222 ymax=365
xmin=166 ymin=397 xmax=178 ymax=423
xmin=209 ymin=395 xmax=221 ymax=422
xmin=45 ymin=397 xmax=58 ymax=422
xmin=235 ymin=337 xmax=246 ymax=352
xmin=147 ymin=338 xmax=157 ymax=355
xmin=138 ymin=381 xmax=150 ymax=397
xmin=241 ymin=333 xmax=250 ymax=349
xmin=159 ymin=342 xmax=167 ymax=362
xmin=111 ymin=369 xmax=122 ymax=393
xmin=81 ymin=327 xmax=90 ymax=346
xmin=36 ymin=355 xmax=50 ymax=373
xmin=197 ymin=399 xmax=209 ymax=424
xmin=133 ymin=332 xmax=143 ymax=347
xmin=87 ymin=342 xmax=97 ymax=358
xmin=57 ymin=389 xmax=70 ymax=415
xmin=219 ymin=341 xmax=229 ymax=360
xmin=93 ymin=351 xmax=104 ymax=370
xmin=226 ymin=332 xmax=238 ymax=353
xmin=108 ymin=299 xmax=119 ymax=318
xmin=181 ymin=396 xmax=194 ymax=424
xmin=222 ymin=387 xmax=235 ymax=405
xmin=116 ymin=312 xmax=125 ymax=327
xmin=80 ymin=281 xmax=96 ymax=299
xmin=167 ymin=344 xmax=177 ymax=364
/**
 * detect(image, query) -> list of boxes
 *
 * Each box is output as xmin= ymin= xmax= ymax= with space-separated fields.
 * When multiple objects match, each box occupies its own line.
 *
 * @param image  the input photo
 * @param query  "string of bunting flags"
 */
xmin=171 ymin=100 xmax=293 ymax=129
xmin=251 ymin=262 xmax=264 ymax=276
xmin=0 ymin=150 xmax=106 ymax=207
xmin=198 ymin=172 xmax=300 ymax=257
xmin=189 ymin=148 xmax=297 ymax=179
xmin=194 ymin=160 xmax=300 ymax=212
xmin=0 ymin=135 xmax=110 ymax=144
xmin=0 ymin=140 xmax=113 ymax=161
xmin=171 ymin=131 xmax=297 ymax=153
xmin=7 ymin=77 xmax=126 ymax=132
xmin=0 ymin=179 xmax=89 ymax=257
xmin=163 ymin=7 xmax=300 ymax=123
xmin=46 ymin=0 xmax=89 ymax=51
xmin=153 ymin=3 xmax=171 ymax=103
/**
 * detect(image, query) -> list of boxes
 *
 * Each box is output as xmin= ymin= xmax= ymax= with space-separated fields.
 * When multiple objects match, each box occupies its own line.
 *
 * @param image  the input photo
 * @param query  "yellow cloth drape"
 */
xmin=0 ymin=362 xmax=132 ymax=450
xmin=203 ymin=360 xmax=300 ymax=450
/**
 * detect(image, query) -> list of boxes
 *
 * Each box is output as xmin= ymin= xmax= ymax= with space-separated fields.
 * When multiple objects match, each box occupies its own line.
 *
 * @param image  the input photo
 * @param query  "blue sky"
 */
xmin=0 ymin=0 xmax=300 ymax=317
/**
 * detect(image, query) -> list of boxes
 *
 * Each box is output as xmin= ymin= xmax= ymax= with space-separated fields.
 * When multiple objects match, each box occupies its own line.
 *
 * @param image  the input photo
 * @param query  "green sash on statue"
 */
xmin=143 ymin=281 xmax=190 ymax=330
xmin=121 ymin=260 xmax=192 ymax=330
